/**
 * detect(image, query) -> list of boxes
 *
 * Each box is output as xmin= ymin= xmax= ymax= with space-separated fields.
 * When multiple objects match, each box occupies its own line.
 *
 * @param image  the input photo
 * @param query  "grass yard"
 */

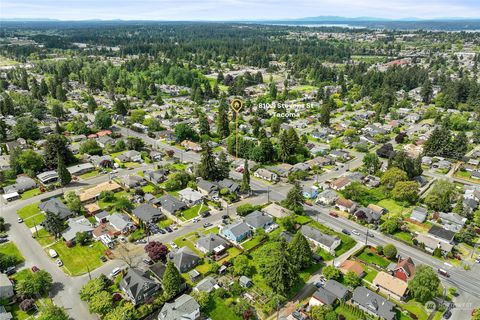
xmin=363 ymin=266 xmax=378 ymax=283
xmin=50 ymin=241 xmax=107 ymax=276
xmin=203 ymin=226 xmax=219 ymax=234
xmin=17 ymin=202 xmax=41 ymax=220
xmin=180 ymin=204 xmax=208 ymax=221
xmin=157 ymin=218 xmax=173 ymax=228
xmin=398 ymin=300 xmax=431 ymax=320
xmin=141 ymin=184 xmax=155 ymax=193
xmin=377 ymin=199 xmax=412 ymax=216
xmin=295 ymin=215 xmax=313 ymax=225
xmin=79 ymin=170 xmax=99 ymax=180
xmin=356 ymin=247 xmax=391 ymax=268
xmin=98 ymin=190 xmax=130 ymax=209
xmin=33 ymin=228 xmax=56 ymax=247
xmin=217 ymin=246 xmax=242 ymax=264
xmin=394 ymin=231 xmax=414 ymax=244
xmin=204 ymin=297 xmax=242 ymax=320
xmin=0 ymin=242 xmax=25 ymax=265
xmin=12 ymin=268 xmax=33 ymax=282
xmin=241 ymin=236 xmax=263 ymax=251
xmin=173 ymin=231 xmax=204 ymax=256
xmin=20 ymin=188 xmax=42 ymax=200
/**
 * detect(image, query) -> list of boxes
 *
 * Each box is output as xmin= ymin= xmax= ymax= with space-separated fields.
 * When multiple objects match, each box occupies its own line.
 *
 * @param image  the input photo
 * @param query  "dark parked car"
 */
xmin=143 ymin=258 xmax=154 ymax=265
xmin=158 ymin=228 xmax=166 ymax=234
xmin=4 ymin=266 xmax=16 ymax=276
xmin=342 ymin=229 xmax=351 ymax=235
xmin=201 ymin=211 xmax=211 ymax=218
xmin=443 ymin=310 xmax=452 ymax=319
xmin=165 ymin=227 xmax=173 ymax=233
xmin=31 ymin=266 xmax=40 ymax=272
xmin=0 ymin=238 xmax=8 ymax=244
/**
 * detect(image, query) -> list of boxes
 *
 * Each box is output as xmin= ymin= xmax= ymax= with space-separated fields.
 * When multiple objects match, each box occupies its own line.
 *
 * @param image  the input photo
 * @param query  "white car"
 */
xmin=351 ymin=230 xmax=360 ymax=236
xmin=266 ymin=223 xmax=279 ymax=233
xmin=170 ymin=242 xmax=178 ymax=249
xmin=48 ymin=249 xmax=58 ymax=258
xmin=192 ymin=217 xmax=200 ymax=223
xmin=109 ymin=267 xmax=122 ymax=278
xmin=17 ymin=218 xmax=23 ymax=223
xmin=56 ymin=259 xmax=63 ymax=267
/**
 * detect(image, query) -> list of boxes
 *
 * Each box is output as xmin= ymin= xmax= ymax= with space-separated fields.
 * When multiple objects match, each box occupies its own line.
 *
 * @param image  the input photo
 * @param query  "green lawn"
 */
xmin=217 ymin=246 xmax=242 ymax=264
xmin=399 ymin=300 xmax=431 ymax=320
xmin=335 ymin=303 xmax=367 ymax=320
xmin=308 ymin=221 xmax=357 ymax=256
xmin=157 ymin=218 xmax=173 ymax=228
xmin=79 ymin=170 xmax=99 ymax=180
xmin=242 ymin=236 xmax=263 ymax=251
xmin=12 ymin=268 xmax=33 ymax=283
xmin=356 ymin=247 xmax=390 ymax=268
xmin=180 ymin=204 xmax=208 ymax=221
xmin=98 ymin=190 xmax=130 ymax=209
xmin=204 ymin=297 xmax=242 ymax=320
xmin=316 ymin=248 xmax=334 ymax=261
xmin=33 ymin=228 xmax=56 ymax=247
xmin=17 ymin=202 xmax=41 ymax=220
xmin=49 ymin=241 xmax=107 ymax=276
xmin=203 ymin=226 xmax=219 ymax=234
xmin=173 ymin=231 xmax=204 ymax=256
xmin=363 ymin=267 xmax=378 ymax=283
xmin=20 ymin=188 xmax=42 ymax=200
xmin=295 ymin=215 xmax=313 ymax=225
xmin=377 ymin=199 xmax=412 ymax=216
xmin=0 ymin=242 xmax=25 ymax=265
xmin=394 ymin=231 xmax=414 ymax=244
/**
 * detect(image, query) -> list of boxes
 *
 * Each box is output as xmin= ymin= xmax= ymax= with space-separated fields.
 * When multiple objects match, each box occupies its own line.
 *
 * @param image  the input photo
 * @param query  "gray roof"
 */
xmin=323 ymin=280 xmax=348 ymax=299
xmin=193 ymin=276 xmax=217 ymax=293
xmin=245 ymin=210 xmax=273 ymax=229
xmin=218 ymin=179 xmax=240 ymax=193
xmin=352 ymin=287 xmax=396 ymax=320
xmin=3 ymin=176 xmax=36 ymax=194
xmin=159 ymin=294 xmax=199 ymax=320
xmin=428 ymin=225 xmax=456 ymax=242
xmin=196 ymin=233 xmax=228 ymax=253
xmin=170 ymin=247 xmax=200 ymax=272
xmin=109 ymin=213 xmax=133 ymax=231
xmin=132 ymin=204 xmax=164 ymax=222
xmin=39 ymin=198 xmax=73 ymax=220
xmin=196 ymin=178 xmax=219 ymax=194
xmin=312 ymin=287 xmax=338 ymax=305
xmin=354 ymin=207 xmax=382 ymax=223
xmin=119 ymin=268 xmax=159 ymax=305
xmin=157 ymin=195 xmax=187 ymax=214
xmin=62 ymin=217 xmax=93 ymax=242
xmin=410 ymin=207 xmax=427 ymax=223
xmin=300 ymin=225 xmax=340 ymax=248
xmin=223 ymin=221 xmax=251 ymax=238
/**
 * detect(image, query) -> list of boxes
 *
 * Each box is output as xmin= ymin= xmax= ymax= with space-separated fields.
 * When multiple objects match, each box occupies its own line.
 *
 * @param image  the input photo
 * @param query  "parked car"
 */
xmin=143 ymin=258 xmax=154 ymax=265
xmin=56 ymin=259 xmax=63 ymax=267
xmin=170 ymin=242 xmax=178 ymax=249
xmin=438 ymin=268 xmax=450 ymax=277
xmin=31 ymin=266 xmax=40 ymax=272
xmin=0 ymin=238 xmax=8 ymax=244
xmin=352 ymin=229 xmax=360 ymax=236
xmin=4 ymin=266 xmax=16 ymax=276
xmin=192 ymin=217 xmax=200 ymax=223
xmin=48 ymin=249 xmax=58 ymax=258
xmin=443 ymin=310 xmax=452 ymax=319
xmin=109 ymin=267 xmax=122 ymax=278
xmin=165 ymin=226 xmax=173 ymax=233
xmin=203 ymin=222 xmax=213 ymax=228
xmin=158 ymin=228 xmax=166 ymax=234
xmin=329 ymin=211 xmax=338 ymax=217
xmin=201 ymin=211 xmax=211 ymax=218
xmin=222 ymin=215 xmax=229 ymax=219
xmin=342 ymin=229 xmax=351 ymax=235
xmin=100 ymin=256 xmax=108 ymax=262
xmin=17 ymin=218 xmax=23 ymax=223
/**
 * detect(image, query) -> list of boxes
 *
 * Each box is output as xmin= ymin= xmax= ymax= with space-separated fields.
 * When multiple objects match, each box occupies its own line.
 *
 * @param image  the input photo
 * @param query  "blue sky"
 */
xmin=1 ymin=0 xmax=480 ymax=20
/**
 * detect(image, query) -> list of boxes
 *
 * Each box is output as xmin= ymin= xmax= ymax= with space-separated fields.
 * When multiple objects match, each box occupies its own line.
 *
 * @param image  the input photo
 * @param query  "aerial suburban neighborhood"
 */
xmin=0 ymin=5 xmax=480 ymax=320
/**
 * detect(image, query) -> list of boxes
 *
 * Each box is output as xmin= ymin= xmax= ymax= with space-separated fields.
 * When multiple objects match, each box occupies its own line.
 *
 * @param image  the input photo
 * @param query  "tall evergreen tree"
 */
xmin=196 ymin=143 xmax=218 ymax=181
xmin=216 ymin=152 xmax=230 ymax=180
xmin=284 ymin=181 xmax=304 ymax=214
xmin=216 ymin=98 xmax=230 ymax=138
xmin=44 ymin=212 xmax=64 ymax=239
xmin=198 ymin=113 xmax=210 ymax=136
xmin=288 ymin=232 xmax=313 ymax=269
xmin=162 ymin=261 xmax=182 ymax=300
xmin=240 ymin=158 xmax=251 ymax=193
xmin=263 ymin=240 xmax=298 ymax=295
xmin=57 ymin=153 xmax=71 ymax=186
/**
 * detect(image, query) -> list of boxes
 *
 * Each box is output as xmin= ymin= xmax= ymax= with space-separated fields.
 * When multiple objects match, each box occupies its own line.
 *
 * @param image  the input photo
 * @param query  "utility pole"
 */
xmin=86 ymin=264 xmax=91 ymax=280
xmin=267 ymin=185 xmax=270 ymax=203
xmin=365 ymin=228 xmax=369 ymax=246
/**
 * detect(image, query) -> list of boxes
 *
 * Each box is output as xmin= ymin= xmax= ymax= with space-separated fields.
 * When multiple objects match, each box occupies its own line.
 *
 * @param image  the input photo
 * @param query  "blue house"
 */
xmin=303 ymin=187 xmax=319 ymax=199
xmin=221 ymin=221 xmax=252 ymax=243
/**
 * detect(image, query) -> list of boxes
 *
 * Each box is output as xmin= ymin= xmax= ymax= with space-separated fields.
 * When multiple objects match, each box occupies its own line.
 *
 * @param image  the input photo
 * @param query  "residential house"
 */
xmin=94 ymin=210 xmax=110 ymax=223
xmin=436 ymin=212 xmax=467 ymax=233
xmin=96 ymin=136 xmax=115 ymax=148
xmin=39 ymin=198 xmax=73 ymax=220
xmin=335 ymin=198 xmax=357 ymax=213
xmin=90 ymin=155 xmax=114 ymax=168
xmin=323 ymin=280 xmax=349 ymax=300
xmin=196 ymin=178 xmax=219 ymax=197
xmin=180 ymin=140 xmax=202 ymax=152
xmin=306 ymin=156 xmax=332 ymax=168
xmin=427 ymin=225 xmax=456 ymax=244
xmin=254 ymin=168 xmax=278 ymax=182
xmin=169 ymin=247 xmax=200 ymax=273
xmin=67 ymin=163 xmax=95 ymax=176
xmin=309 ymin=288 xmax=338 ymax=307
xmin=2 ymin=176 xmax=36 ymax=194
xmin=132 ymin=204 xmax=165 ymax=223
xmin=261 ymin=203 xmax=292 ymax=218
xmin=218 ymin=179 xmax=240 ymax=194
xmin=354 ymin=207 xmax=382 ymax=224
xmin=178 ymin=188 xmax=204 ymax=206
xmin=239 ymin=276 xmax=253 ymax=288
xmin=121 ymin=175 xmax=147 ymax=189
xmin=37 ymin=170 xmax=59 ymax=184
xmin=109 ymin=213 xmax=135 ymax=234
xmin=393 ymin=257 xmax=415 ymax=282
xmin=157 ymin=195 xmax=188 ymax=215
xmin=0 ymin=306 xmax=12 ymax=320
xmin=414 ymin=233 xmax=453 ymax=255
xmin=373 ymin=272 xmax=408 ymax=301
xmin=62 ymin=217 xmax=94 ymax=242
xmin=316 ymin=189 xmax=338 ymax=205
xmin=303 ymin=186 xmax=319 ymax=199
xmin=144 ymin=169 xmax=168 ymax=184
xmin=119 ymin=268 xmax=159 ymax=306
xmin=410 ymin=207 xmax=428 ymax=223
xmin=330 ymin=177 xmax=351 ymax=191
xmin=158 ymin=294 xmax=200 ymax=320
xmin=79 ymin=181 xmax=122 ymax=203
xmin=149 ymin=150 xmax=163 ymax=162
xmin=221 ymin=221 xmax=252 ymax=243
xmin=352 ymin=286 xmax=396 ymax=320
xmin=245 ymin=210 xmax=273 ymax=230
xmin=117 ymin=150 xmax=142 ymax=163
xmin=300 ymin=225 xmax=341 ymax=254
xmin=193 ymin=276 xmax=217 ymax=293
xmin=196 ymin=233 xmax=229 ymax=255
xmin=338 ymin=260 xmax=365 ymax=277
xmin=0 ymin=274 xmax=14 ymax=299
